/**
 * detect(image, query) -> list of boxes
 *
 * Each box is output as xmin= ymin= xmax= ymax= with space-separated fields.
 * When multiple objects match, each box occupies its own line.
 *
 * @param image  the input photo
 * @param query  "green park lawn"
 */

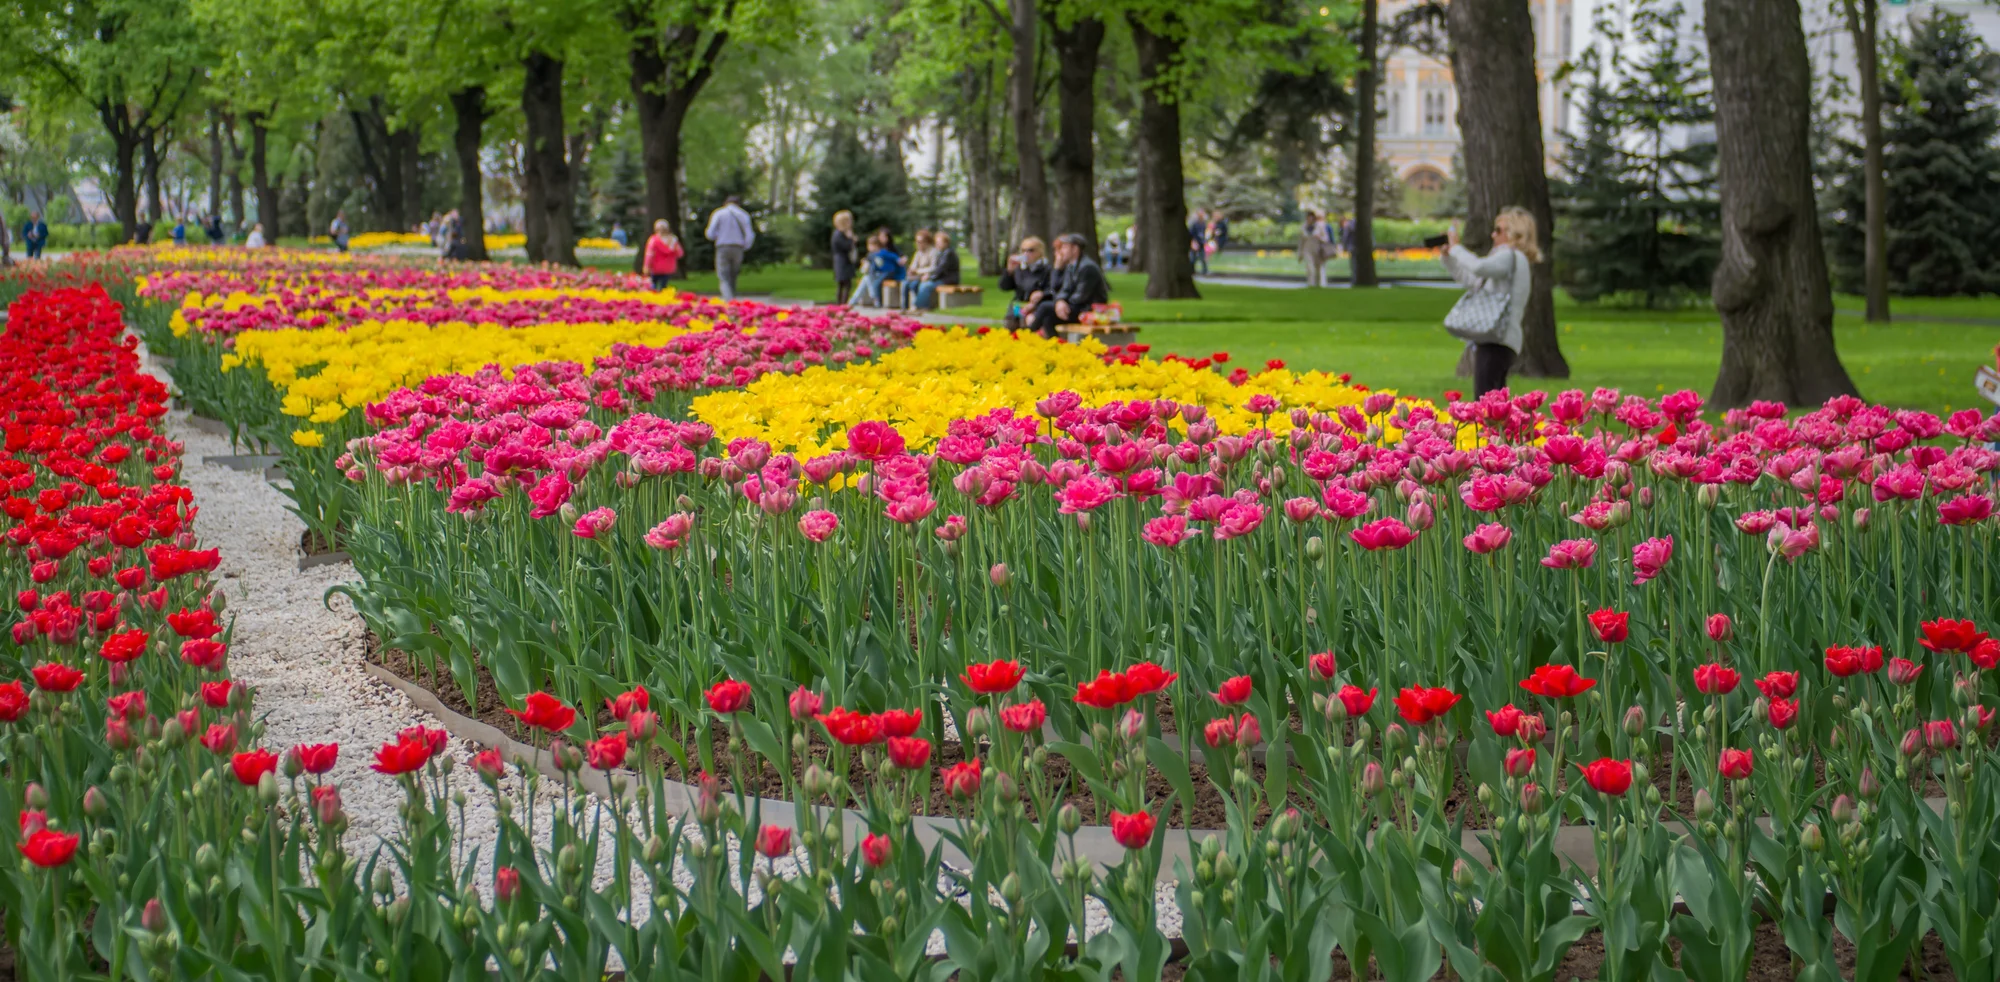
xmin=594 ymin=258 xmax=2000 ymax=415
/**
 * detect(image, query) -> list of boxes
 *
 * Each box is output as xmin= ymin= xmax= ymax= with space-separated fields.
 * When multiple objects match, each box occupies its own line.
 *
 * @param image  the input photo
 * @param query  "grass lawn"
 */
xmin=586 ymin=258 xmax=2000 ymax=415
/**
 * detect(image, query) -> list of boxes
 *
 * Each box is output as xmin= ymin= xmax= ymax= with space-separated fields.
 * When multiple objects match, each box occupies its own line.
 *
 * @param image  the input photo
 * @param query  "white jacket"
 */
xmin=1442 ymin=243 xmax=1530 ymax=353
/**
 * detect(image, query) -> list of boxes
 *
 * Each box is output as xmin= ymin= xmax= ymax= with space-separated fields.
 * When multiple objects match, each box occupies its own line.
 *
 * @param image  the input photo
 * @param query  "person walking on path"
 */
xmin=644 ymin=220 xmax=685 ymax=291
xmin=21 ymin=212 xmax=48 ymax=259
xmin=998 ymin=236 xmax=1051 ymax=331
xmin=1187 ymin=210 xmax=1209 ymax=274
xmin=1439 ymin=206 xmax=1539 ymax=397
xmin=913 ymin=231 xmax=961 ymax=310
xmin=329 ymin=211 xmax=350 ymax=252
xmin=705 ymin=195 xmax=756 ymax=301
xmin=830 ymin=211 xmax=859 ymax=305
xmin=1029 ymin=233 xmax=1109 ymax=338
xmin=1298 ymin=210 xmax=1334 ymax=288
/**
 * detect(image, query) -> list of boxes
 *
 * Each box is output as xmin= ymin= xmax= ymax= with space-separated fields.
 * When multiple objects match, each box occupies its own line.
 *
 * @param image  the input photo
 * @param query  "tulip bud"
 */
xmin=1305 ymin=535 xmax=1324 ymax=559
xmin=1058 ymin=803 xmax=1082 ymax=836
xmin=1637 ymin=486 xmax=1654 ymax=510
xmin=1900 ymin=728 xmax=1922 ymax=757
xmin=1859 ymin=766 xmax=1880 ymax=799
xmin=83 ymin=786 xmax=109 ymax=818
xmin=1519 ymin=782 xmax=1543 ymax=814
xmin=1955 ymin=676 xmax=1980 ymax=707
xmin=258 ymin=771 xmax=280 ymax=804
xmin=989 ymin=563 xmax=1010 ymax=587
xmin=1851 ymin=507 xmax=1871 ymax=531
xmin=1696 ymin=484 xmax=1720 ymax=510
xmin=1119 ymin=709 xmax=1145 ymax=743
xmin=1693 ymin=788 xmax=1715 ymax=821
xmin=1831 ymin=794 xmax=1856 ymax=824
xmin=142 ymin=898 xmax=167 ymax=934
xmin=1623 ymin=706 xmax=1647 ymax=738
xmin=1802 ymin=824 xmax=1825 ymax=852
xmin=1453 ymin=859 xmax=1476 ymax=889
xmin=25 ymin=783 xmax=48 ymax=809
xmin=1384 ymin=723 xmax=1408 ymax=755
xmin=1361 ymin=761 xmax=1385 ymax=796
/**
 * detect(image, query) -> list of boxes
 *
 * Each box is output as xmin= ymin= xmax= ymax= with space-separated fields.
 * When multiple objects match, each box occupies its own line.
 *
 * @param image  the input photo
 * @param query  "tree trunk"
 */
xmin=394 ymin=124 xmax=424 ymax=229
xmin=450 ymin=87 xmax=491 ymax=261
xmin=522 ymin=138 xmax=546 ymax=263
xmin=1007 ymin=0 xmax=1052 ymax=246
xmin=1705 ymin=0 xmax=1860 ymax=407
xmin=1131 ymin=117 xmax=1150 ymax=275
xmin=248 ymin=111 xmax=280 ymax=237
xmin=1843 ymin=0 xmax=1889 ymax=322
xmin=100 ymin=105 xmax=141 ymax=242
xmin=224 ymin=117 xmax=245 ymax=232
xmin=348 ymin=103 xmax=405 ymax=230
xmin=961 ymin=65 xmax=1003 ymax=275
xmin=521 ymin=50 xmax=578 ymax=266
xmin=142 ymin=130 xmax=165 ymax=226
xmin=207 ymin=111 xmax=224 ymax=220
xmin=1351 ymin=0 xmax=1379 ymax=287
xmin=1448 ymin=0 xmax=1567 ymax=377
xmin=1048 ymin=14 xmax=1104 ymax=257
xmin=1128 ymin=14 xmax=1199 ymax=299
xmin=627 ymin=15 xmax=728 ymax=274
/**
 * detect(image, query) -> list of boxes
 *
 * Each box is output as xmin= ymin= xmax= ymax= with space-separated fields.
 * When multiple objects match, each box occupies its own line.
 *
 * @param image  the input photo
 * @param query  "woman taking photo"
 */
xmin=830 ymin=211 xmax=858 ymax=305
xmin=644 ymin=220 xmax=685 ymax=290
xmin=1440 ymin=206 xmax=1540 ymax=397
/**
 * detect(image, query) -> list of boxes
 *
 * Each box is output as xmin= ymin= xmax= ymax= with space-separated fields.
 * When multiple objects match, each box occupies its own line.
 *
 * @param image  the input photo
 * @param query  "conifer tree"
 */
xmin=1879 ymin=12 xmax=2000 ymax=295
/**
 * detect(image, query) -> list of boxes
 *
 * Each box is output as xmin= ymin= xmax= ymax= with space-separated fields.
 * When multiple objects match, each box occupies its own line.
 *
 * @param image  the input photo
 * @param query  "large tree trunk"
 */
xmin=207 ymin=111 xmax=224 ymax=220
xmin=348 ymin=103 xmax=405 ymax=230
xmin=627 ymin=8 xmax=731 ymax=273
xmin=1007 ymin=0 xmax=1052 ymax=246
xmin=1843 ymin=0 xmax=1889 ymax=322
xmin=1705 ymin=0 xmax=1860 ymax=407
xmin=522 ymin=138 xmax=546 ymax=264
xmin=960 ymin=65 xmax=1003 ymax=275
xmin=1128 ymin=14 xmax=1198 ymax=299
xmin=450 ymin=87 xmax=491 ymax=261
xmin=248 ymin=111 xmax=280 ymax=236
xmin=1048 ymin=14 xmax=1104 ymax=257
xmin=97 ymin=102 xmax=142 ymax=242
xmin=1130 ymin=113 xmax=1150 ymax=275
xmin=1350 ymin=0 xmax=1379 ymax=287
xmin=142 ymin=130 xmax=165 ymax=226
xmin=521 ymin=51 xmax=578 ymax=266
xmin=224 ymin=118 xmax=246 ymax=231
xmin=393 ymin=124 xmax=424 ymax=228
xmin=1448 ymin=0 xmax=1567 ymax=377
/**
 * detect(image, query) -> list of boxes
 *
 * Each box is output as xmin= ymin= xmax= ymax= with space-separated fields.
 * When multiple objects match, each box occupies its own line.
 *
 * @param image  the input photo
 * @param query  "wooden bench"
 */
xmin=1063 ymin=321 xmax=1142 ymax=347
xmin=938 ymin=284 xmax=983 ymax=310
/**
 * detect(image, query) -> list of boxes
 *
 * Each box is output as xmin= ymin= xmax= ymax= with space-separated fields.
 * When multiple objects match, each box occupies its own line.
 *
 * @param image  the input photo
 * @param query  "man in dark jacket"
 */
xmin=913 ymin=232 xmax=961 ymax=309
xmin=1029 ymin=234 xmax=1108 ymax=338
xmin=21 ymin=213 xmax=49 ymax=259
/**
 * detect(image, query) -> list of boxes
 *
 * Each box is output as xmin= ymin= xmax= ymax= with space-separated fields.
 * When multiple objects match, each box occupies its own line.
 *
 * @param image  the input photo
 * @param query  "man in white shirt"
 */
xmin=703 ymin=195 xmax=756 ymax=301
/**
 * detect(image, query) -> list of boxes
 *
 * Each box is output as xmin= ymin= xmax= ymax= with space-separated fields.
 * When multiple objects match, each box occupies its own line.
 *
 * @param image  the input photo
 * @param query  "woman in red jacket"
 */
xmin=644 ymin=220 xmax=684 ymax=290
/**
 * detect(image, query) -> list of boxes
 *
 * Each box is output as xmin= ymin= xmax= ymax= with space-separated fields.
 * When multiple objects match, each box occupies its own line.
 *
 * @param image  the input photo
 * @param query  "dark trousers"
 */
xmin=1474 ymin=343 xmax=1516 ymax=397
xmin=835 ymin=278 xmax=852 ymax=305
xmin=1189 ymin=246 xmax=1208 ymax=274
xmin=650 ymin=274 xmax=672 ymax=291
xmin=1028 ymin=300 xmax=1080 ymax=339
xmin=25 ymin=242 xmax=43 ymax=259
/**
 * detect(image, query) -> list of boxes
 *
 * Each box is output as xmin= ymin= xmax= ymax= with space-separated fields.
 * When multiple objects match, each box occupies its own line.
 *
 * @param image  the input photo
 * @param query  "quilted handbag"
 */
xmin=1442 ymin=281 xmax=1512 ymax=345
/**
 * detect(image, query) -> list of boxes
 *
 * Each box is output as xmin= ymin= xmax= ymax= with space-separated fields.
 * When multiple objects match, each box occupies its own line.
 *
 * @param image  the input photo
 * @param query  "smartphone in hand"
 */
xmin=1423 ymin=234 xmax=1451 ymax=249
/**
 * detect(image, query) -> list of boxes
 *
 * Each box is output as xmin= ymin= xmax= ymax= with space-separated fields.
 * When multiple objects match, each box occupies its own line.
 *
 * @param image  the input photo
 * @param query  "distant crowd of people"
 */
xmin=830 ymin=211 xmax=963 ymax=311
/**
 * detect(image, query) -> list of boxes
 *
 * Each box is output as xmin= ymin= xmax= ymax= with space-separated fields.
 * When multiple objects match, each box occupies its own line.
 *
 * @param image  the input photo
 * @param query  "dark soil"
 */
xmin=299 ymin=526 xmax=344 ymax=556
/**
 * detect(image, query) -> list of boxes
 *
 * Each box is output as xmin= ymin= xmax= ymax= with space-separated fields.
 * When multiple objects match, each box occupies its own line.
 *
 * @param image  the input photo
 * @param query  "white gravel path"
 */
xmin=144 ymin=345 xmax=1176 ymax=952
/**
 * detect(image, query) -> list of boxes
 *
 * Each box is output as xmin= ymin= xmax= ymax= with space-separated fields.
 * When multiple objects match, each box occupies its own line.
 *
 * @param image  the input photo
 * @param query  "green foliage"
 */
xmin=683 ymin=167 xmax=788 ymax=270
xmin=1827 ymin=11 xmax=2000 ymax=297
xmin=1554 ymin=0 xmax=1718 ymax=308
xmin=799 ymin=130 xmax=910 ymax=268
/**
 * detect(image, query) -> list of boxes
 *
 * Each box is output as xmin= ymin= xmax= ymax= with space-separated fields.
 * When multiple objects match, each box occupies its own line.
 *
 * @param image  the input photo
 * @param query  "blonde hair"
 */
xmin=1494 ymin=206 xmax=1543 ymax=264
xmin=832 ymin=210 xmax=854 ymax=232
xmin=914 ymin=229 xmax=934 ymax=249
xmin=1021 ymin=236 xmax=1046 ymax=257
xmin=653 ymin=219 xmax=674 ymax=237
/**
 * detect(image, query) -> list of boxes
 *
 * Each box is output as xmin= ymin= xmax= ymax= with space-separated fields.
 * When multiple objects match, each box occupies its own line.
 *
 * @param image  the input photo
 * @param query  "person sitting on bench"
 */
xmin=1028 ymin=233 xmax=1108 ymax=339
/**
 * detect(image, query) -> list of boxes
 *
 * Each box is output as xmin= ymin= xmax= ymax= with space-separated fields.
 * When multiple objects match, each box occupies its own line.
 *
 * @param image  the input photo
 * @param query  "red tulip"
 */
xmin=1973 ymin=638 xmax=2000 ymax=670
xmin=1308 ymin=652 xmax=1338 ymax=681
xmin=940 ymin=761 xmax=982 ymax=799
xmin=1504 ymin=747 xmax=1536 ymax=778
xmin=704 ymin=680 xmax=751 ymax=715
xmin=1706 ymin=614 xmax=1733 ymax=642
xmin=291 ymin=743 xmax=339 ymax=775
xmin=1394 ymin=686 xmax=1462 ymax=724
xmin=1925 ymin=719 xmax=1958 ymax=751
xmin=18 ymin=828 xmax=80 ymax=868
xmin=817 ymin=707 xmax=884 ymax=746
xmin=1213 ymin=675 xmax=1252 ymax=706
xmin=999 ymin=699 xmax=1048 ymax=733
xmin=1767 ymin=698 xmax=1798 ymax=730
xmin=179 ymin=639 xmax=227 ymax=671
xmin=886 ymin=736 xmax=932 ymax=770
xmin=1694 ymin=663 xmax=1740 ymax=695
xmin=1718 ymin=748 xmax=1753 ymax=781
xmin=1074 ymin=670 xmax=1138 ymax=709
xmin=788 ymin=686 xmax=824 ymax=720
xmin=1515 ymin=713 xmax=1548 ymax=742
xmin=473 ymin=748 xmax=506 ymax=782
xmin=861 ymin=832 xmax=893 ymax=867
xmin=495 ymin=866 xmax=521 ymax=902
xmin=1336 ymin=685 xmax=1378 ymax=718
xmin=1753 ymin=671 xmax=1799 ymax=700
xmin=961 ymin=659 xmax=1026 ymax=694
xmin=1920 ymin=618 xmax=1989 ymax=654
xmin=1588 ymin=609 xmax=1629 ymax=644
xmin=605 ymin=688 xmax=650 ymax=721
xmin=97 ymin=629 xmax=149 ymax=663
xmin=1577 ymin=758 xmax=1634 ymax=796
xmin=1887 ymin=658 xmax=1924 ymax=686
xmin=106 ymin=690 xmax=146 ymax=721
xmin=1824 ymin=645 xmax=1884 ymax=678
xmin=199 ymin=681 xmax=233 ymax=709
xmin=199 ymin=723 xmax=237 ymax=755
xmin=756 ymin=824 xmax=794 ymax=859
xmin=1110 ymin=809 xmax=1156 ymax=850
xmin=1486 ymin=704 xmax=1524 ymax=737
xmin=1520 ymin=664 xmax=1596 ymax=699
xmin=0 ymin=681 xmax=28 ymax=722
xmin=505 ymin=691 xmax=576 ymax=733
xmin=878 ymin=708 xmax=922 ymax=738
xmin=231 ymin=748 xmax=279 ymax=786
xmin=30 ymin=663 xmax=83 ymax=693
xmin=167 ymin=608 xmax=220 ymax=640
xmin=371 ymin=734 xmax=435 ymax=775
xmin=587 ymin=733 xmax=628 ymax=771
xmin=1123 ymin=662 xmax=1178 ymax=696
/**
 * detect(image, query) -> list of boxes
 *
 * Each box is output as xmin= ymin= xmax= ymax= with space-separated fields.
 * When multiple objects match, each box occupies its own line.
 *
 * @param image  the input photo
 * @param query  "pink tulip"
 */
xmin=1462 ymin=523 xmax=1511 ymax=554
xmin=1540 ymin=538 xmax=1596 ymax=570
